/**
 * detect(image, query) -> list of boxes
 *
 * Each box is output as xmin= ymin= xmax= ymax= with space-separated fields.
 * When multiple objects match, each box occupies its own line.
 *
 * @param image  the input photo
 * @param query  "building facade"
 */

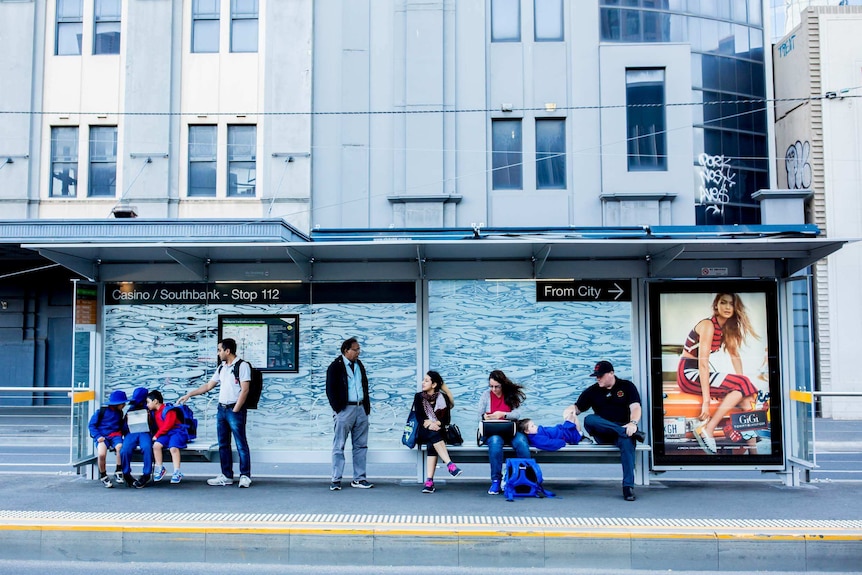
xmin=5 ymin=1 xmax=850 ymax=473
xmin=773 ymin=4 xmax=862 ymax=418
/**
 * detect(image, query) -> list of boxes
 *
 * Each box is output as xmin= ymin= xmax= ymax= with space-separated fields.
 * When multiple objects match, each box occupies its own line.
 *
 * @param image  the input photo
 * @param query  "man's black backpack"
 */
xmin=219 ymin=359 xmax=263 ymax=410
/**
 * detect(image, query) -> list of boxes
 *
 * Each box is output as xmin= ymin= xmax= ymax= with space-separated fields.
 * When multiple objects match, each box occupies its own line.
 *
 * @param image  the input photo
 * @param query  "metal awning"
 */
xmin=0 ymin=219 xmax=852 ymax=282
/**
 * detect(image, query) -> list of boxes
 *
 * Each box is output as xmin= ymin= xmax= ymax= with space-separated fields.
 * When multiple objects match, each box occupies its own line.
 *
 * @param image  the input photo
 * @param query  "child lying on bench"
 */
xmin=517 ymin=414 xmax=584 ymax=451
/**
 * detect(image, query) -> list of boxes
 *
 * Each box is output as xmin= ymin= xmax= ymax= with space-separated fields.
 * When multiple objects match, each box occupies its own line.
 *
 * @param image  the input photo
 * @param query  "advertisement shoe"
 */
xmin=694 ymin=425 xmax=717 ymax=454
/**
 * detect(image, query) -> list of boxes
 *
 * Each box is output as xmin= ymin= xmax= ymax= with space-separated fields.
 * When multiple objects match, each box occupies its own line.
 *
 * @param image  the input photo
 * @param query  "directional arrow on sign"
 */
xmin=609 ymin=282 xmax=624 ymax=300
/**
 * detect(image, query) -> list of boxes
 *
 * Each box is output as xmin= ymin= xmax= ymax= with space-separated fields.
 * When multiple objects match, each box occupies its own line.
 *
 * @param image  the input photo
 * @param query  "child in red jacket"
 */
xmin=147 ymin=390 xmax=189 ymax=484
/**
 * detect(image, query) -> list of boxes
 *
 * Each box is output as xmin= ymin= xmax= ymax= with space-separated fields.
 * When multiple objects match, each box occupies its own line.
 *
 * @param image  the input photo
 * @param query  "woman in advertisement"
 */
xmin=677 ymin=293 xmax=760 ymax=454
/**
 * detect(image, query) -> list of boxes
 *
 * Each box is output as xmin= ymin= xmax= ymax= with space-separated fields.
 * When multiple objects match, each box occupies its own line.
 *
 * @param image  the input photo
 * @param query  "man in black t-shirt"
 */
xmin=566 ymin=360 xmax=645 ymax=501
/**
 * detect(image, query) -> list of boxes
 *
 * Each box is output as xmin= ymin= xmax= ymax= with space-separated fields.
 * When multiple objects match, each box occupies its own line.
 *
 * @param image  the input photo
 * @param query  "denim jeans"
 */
xmin=584 ymin=414 xmax=635 ymax=487
xmin=217 ymin=404 xmax=251 ymax=478
xmin=486 ymin=431 xmax=531 ymax=482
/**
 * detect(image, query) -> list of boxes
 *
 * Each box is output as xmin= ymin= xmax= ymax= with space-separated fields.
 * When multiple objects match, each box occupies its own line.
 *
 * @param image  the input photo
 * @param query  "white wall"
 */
xmin=819 ymin=13 xmax=862 ymax=418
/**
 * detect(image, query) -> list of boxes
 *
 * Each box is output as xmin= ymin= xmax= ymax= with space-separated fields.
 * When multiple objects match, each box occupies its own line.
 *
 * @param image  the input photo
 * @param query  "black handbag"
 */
xmin=444 ymin=423 xmax=463 ymax=446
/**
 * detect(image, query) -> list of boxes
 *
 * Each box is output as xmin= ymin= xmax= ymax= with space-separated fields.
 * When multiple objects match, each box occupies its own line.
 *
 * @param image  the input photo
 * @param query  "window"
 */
xmin=626 ymin=68 xmax=667 ymax=171
xmin=227 ymin=125 xmax=256 ymax=197
xmin=230 ymin=0 xmax=258 ymax=53
xmin=93 ymin=0 xmax=121 ymax=55
xmin=536 ymin=119 xmax=566 ymax=189
xmin=534 ymin=0 xmax=563 ymax=41
xmin=192 ymin=0 xmax=219 ymax=53
xmin=491 ymin=0 xmax=520 ymax=42
xmin=492 ymin=119 xmax=522 ymax=190
xmin=50 ymin=127 xmax=78 ymax=197
xmin=56 ymin=0 xmax=83 ymax=55
xmin=188 ymin=126 xmax=217 ymax=197
xmin=89 ymin=126 xmax=118 ymax=197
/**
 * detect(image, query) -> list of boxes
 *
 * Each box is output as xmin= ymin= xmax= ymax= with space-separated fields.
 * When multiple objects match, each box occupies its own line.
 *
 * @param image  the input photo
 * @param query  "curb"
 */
xmin=1 ymin=511 xmax=860 ymax=571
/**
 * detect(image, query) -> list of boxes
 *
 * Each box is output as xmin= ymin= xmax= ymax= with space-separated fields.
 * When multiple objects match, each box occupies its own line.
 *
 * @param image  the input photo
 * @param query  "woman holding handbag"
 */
xmin=413 ymin=370 xmax=462 ymax=494
xmin=476 ymin=370 xmax=530 ymax=495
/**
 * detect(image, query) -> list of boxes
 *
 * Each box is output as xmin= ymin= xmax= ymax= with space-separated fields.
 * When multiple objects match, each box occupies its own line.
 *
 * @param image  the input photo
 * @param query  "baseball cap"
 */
xmin=590 ymin=360 xmax=614 ymax=378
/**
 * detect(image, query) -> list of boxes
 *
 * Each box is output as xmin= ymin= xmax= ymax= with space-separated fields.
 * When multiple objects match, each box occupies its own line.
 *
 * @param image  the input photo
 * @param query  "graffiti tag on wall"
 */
xmin=778 ymin=34 xmax=796 ymax=58
xmin=698 ymin=153 xmax=735 ymax=216
xmin=785 ymin=140 xmax=812 ymax=189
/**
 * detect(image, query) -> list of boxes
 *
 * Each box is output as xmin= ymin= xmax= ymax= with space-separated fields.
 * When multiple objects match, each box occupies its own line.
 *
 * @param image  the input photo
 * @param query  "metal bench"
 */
xmin=73 ymin=443 xmax=220 ymax=480
xmin=419 ymin=442 xmax=652 ymax=485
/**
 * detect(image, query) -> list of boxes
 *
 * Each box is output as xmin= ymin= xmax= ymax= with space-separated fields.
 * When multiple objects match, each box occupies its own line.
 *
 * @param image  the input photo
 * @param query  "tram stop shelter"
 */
xmin=0 ymin=217 xmax=851 ymax=486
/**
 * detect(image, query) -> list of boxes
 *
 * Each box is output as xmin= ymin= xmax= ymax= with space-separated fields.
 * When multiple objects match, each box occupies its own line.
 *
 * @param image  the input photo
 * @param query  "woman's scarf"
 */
xmin=421 ymin=391 xmax=446 ymax=422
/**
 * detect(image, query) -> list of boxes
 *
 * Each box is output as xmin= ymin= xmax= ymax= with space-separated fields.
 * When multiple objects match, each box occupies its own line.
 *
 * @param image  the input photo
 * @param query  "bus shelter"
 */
xmin=6 ymin=219 xmax=849 ymax=485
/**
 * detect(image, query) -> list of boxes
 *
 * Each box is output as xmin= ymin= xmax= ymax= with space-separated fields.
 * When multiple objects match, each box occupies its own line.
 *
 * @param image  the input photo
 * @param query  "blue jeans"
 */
xmin=584 ymin=414 xmax=636 ymax=488
xmin=487 ymin=432 xmax=531 ymax=482
xmin=217 ymin=404 xmax=251 ymax=478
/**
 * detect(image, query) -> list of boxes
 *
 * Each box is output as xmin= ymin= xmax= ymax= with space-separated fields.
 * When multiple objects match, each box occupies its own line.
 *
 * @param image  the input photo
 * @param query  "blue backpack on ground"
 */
xmin=164 ymin=403 xmax=197 ymax=442
xmin=501 ymin=458 xmax=554 ymax=502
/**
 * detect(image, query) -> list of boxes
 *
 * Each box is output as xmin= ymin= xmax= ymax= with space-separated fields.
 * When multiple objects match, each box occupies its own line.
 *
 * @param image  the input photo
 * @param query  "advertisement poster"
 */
xmin=649 ymin=281 xmax=783 ymax=468
xmin=219 ymin=315 xmax=299 ymax=372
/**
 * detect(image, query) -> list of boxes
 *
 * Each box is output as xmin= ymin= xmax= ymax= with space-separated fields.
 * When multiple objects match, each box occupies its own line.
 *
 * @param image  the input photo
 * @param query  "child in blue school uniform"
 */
xmin=120 ymin=387 xmax=154 ymax=488
xmin=88 ymin=389 xmax=127 ymax=488
xmin=517 ymin=414 xmax=584 ymax=451
xmin=148 ymin=390 xmax=189 ymax=485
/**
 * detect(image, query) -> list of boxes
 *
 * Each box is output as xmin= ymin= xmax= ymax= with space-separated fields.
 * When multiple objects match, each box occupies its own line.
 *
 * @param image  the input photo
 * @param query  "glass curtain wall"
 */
xmin=600 ymin=0 xmax=768 ymax=224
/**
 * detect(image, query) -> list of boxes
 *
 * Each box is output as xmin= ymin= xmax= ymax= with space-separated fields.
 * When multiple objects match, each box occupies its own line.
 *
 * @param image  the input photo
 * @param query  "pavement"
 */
xmin=0 ymin=417 xmax=860 ymax=571
xmin=0 ymin=466 xmax=860 ymax=572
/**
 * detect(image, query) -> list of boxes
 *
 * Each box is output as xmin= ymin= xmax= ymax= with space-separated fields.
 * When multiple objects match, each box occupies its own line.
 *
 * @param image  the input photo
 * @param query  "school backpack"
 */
xmin=164 ymin=403 xmax=198 ymax=442
xmin=218 ymin=359 xmax=263 ymax=410
xmin=501 ymin=458 xmax=554 ymax=502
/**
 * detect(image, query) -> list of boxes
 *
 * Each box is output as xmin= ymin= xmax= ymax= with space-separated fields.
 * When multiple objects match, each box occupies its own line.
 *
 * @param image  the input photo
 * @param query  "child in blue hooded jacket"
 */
xmin=517 ymin=415 xmax=583 ymax=451
xmin=120 ymin=387 xmax=154 ymax=488
xmin=88 ymin=389 xmax=127 ymax=488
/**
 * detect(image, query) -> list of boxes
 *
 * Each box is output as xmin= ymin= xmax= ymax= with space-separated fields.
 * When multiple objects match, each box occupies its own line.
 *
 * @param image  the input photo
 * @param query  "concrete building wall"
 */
xmin=0 ymin=0 xmax=313 ymax=224
xmin=773 ymin=6 xmax=862 ymax=418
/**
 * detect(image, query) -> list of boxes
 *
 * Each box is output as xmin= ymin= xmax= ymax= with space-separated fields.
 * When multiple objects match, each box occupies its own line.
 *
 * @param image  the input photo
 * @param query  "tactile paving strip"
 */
xmin=1 ymin=510 xmax=861 ymax=537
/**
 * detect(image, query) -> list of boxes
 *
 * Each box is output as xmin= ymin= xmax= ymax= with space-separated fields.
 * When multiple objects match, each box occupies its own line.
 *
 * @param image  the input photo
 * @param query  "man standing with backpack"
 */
xmin=179 ymin=338 xmax=252 ymax=488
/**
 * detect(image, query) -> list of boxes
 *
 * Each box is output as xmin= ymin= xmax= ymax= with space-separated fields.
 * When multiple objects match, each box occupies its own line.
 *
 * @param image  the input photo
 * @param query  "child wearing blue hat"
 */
xmin=120 ymin=387 xmax=154 ymax=488
xmin=88 ymin=389 xmax=127 ymax=488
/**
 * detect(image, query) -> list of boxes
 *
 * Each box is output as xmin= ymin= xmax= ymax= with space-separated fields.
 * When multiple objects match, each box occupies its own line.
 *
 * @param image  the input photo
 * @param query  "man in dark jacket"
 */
xmin=567 ymin=360 xmax=645 ymax=502
xmin=325 ymin=337 xmax=373 ymax=491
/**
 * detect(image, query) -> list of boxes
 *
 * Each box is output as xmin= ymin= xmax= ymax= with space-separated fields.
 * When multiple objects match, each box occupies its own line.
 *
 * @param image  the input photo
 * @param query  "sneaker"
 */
xmin=447 ymin=462 xmax=462 ymax=477
xmin=100 ymin=475 xmax=113 ymax=489
xmin=632 ymin=430 xmax=646 ymax=443
xmin=623 ymin=486 xmax=636 ymax=501
xmin=487 ymin=480 xmax=501 ymax=495
xmin=238 ymin=475 xmax=252 ymax=488
xmin=114 ymin=471 xmax=124 ymax=484
xmin=170 ymin=470 xmax=183 ymax=484
xmin=153 ymin=466 xmax=167 ymax=482
xmin=123 ymin=473 xmax=135 ymax=488
xmin=421 ymin=480 xmax=435 ymax=493
xmin=350 ymin=479 xmax=374 ymax=489
xmin=329 ymin=481 xmax=342 ymax=491
xmin=207 ymin=473 xmax=233 ymax=486
xmin=133 ymin=475 xmax=150 ymax=489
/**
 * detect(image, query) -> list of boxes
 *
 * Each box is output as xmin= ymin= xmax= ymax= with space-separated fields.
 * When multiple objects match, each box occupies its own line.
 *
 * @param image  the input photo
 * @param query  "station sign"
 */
xmin=536 ymin=280 xmax=631 ymax=302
